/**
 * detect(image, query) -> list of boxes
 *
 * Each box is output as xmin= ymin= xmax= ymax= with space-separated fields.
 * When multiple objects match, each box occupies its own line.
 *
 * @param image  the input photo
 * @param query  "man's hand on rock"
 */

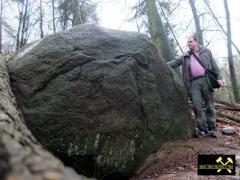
xmin=217 ymin=79 xmax=226 ymax=87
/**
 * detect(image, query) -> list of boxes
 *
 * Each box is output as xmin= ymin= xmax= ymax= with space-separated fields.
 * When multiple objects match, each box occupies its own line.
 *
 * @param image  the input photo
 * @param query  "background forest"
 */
xmin=0 ymin=0 xmax=239 ymax=102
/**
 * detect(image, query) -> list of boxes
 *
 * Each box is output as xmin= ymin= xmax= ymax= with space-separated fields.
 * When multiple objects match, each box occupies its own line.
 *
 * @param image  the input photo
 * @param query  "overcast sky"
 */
xmin=97 ymin=0 xmax=138 ymax=31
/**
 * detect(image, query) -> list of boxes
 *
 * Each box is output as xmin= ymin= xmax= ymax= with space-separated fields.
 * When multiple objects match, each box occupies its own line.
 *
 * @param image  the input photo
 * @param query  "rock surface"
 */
xmin=222 ymin=127 xmax=236 ymax=135
xmin=7 ymin=24 xmax=194 ymax=178
xmin=0 ymin=58 xmax=86 ymax=180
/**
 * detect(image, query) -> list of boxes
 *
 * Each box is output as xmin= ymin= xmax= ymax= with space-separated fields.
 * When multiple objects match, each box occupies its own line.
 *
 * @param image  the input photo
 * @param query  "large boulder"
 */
xmin=0 ymin=57 xmax=86 ymax=180
xmin=7 ymin=24 xmax=194 ymax=179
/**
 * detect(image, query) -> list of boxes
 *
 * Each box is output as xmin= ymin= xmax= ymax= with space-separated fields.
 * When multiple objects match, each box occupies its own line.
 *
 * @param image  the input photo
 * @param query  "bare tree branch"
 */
xmin=203 ymin=0 xmax=240 ymax=55
xmin=157 ymin=0 xmax=183 ymax=54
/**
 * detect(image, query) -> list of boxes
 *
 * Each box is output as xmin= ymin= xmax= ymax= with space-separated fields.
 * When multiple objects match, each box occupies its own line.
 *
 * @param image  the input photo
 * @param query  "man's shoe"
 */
xmin=210 ymin=131 xmax=218 ymax=138
xmin=194 ymin=130 xmax=208 ymax=138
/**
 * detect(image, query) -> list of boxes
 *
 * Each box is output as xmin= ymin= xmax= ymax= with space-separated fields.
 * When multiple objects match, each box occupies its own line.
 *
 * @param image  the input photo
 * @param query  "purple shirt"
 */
xmin=189 ymin=53 xmax=205 ymax=78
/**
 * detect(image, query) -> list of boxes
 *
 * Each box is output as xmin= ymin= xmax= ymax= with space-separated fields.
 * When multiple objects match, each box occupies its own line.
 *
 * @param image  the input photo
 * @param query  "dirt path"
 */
xmin=131 ymin=122 xmax=240 ymax=180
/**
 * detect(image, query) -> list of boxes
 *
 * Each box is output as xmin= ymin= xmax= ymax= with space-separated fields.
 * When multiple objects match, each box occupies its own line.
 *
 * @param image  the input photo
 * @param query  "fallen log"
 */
xmin=214 ymin=104 xmax=235 ymax=111
xmin=218 ymin=112 xmax=240 ymax=123
xmin=188 ymin=100 xmax=237 ymax=111
xmin=214 ymin=100 xmax=240 ymax=111
xmin=0 ymin=58 xmax=87 ymax=180
xmin=216 ymin=117 xmax=239 ymax=126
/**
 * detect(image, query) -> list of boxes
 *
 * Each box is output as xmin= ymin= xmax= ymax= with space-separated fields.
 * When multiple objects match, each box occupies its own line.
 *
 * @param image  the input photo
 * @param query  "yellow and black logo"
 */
xmin=198 ymin=155 xmax=235 ymax=175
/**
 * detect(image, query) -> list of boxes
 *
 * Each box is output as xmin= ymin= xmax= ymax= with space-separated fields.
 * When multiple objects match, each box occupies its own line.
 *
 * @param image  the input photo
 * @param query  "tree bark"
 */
xmin=145 ymin=0 xmax=174 ymax=61
xmin=223 ymin=0 xmax=240 ymax=102
xmin=0 ymin=59 xmax=86 ymax=179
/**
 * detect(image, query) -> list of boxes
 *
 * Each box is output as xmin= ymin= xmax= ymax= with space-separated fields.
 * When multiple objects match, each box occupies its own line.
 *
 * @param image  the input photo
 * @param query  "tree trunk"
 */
xmin=62 ymin=0 xmax=68 ymax=30
xmin=40 ymin=0 xmax=44 ymax=38
xmin=20 ymin=0 xmax=29 ymax=48
xmin=52 ymin=0 xmax=56 ymax=34
xmin=0 ymin=0 xmax=3 ymax=54
xmin=188 ymin=0 xmax=203 ymax=46
xmin=72 ymin=0 xmax=82 ymax=26
xmin=223 ymin=0 xmax=240 ymax=102
xmin=16 ymin=3 xmax=24 ymax=51
xmin=0 ymin=60 xmax=86 ymax=179
xmin=145 ymin=0 xmax=174 ymax=61
xmin=203 ymin=0 xmax=240 ymax=55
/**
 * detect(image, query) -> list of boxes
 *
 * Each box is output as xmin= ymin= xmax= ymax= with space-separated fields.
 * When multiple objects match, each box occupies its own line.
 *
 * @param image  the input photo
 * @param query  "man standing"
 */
xmin=167 ymin=36 xmax=225 ymax=138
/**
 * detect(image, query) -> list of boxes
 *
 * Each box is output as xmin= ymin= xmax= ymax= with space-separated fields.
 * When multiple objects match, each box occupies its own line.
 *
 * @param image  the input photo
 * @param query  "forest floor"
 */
xmin=131 ymin=108 xmax=240 ymax=180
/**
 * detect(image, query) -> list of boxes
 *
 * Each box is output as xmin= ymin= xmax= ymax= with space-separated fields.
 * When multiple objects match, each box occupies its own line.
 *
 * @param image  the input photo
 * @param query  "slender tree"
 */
xmin=59 ymin=0 xmax=69 ymax=30
xmin=129 ymin=0 xmax=148 ymax=33
xmin=20 ymin=0 xmax=29 ymax=47
xmin=188 ymin=0 xmax=203 ymax=46
xmin=40 ymin=0 xmax=44 ymax=38
xmin=145 ymin=0 xmax=174 ymax=61
xmin=16 ymin=1 xmax=23 ymax=50
xmin=72 ymin=0 xmax=82 ymax=25
xmin=16 ymin=0 xmax=31 ymax=50
xmin=223 ymin=0 xmax=240 ymax=102
xmin=58 ymin=0 xmax=98 ymax=30
xmin=157 ymin=0 xmax=183 ymax=54
xmin=0 ymin=0 xmax=3 ymax=54
xmin=52 ymin=0 xmax=56 ymax=34
xmin=203 ymin=0 xmax=240 ymax=55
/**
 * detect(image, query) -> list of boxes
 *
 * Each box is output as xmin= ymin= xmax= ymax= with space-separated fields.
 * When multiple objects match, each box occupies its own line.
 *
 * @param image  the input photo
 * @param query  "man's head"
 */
xmin=187 ymin=36 xmax=198 ymax=51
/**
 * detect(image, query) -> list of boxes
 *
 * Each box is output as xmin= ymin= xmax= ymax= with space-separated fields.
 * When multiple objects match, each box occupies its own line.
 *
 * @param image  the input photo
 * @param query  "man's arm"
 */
xmin=209 ymin=50 xmax=222 ymax=80
xmin=167 ymin=56 xmax=183 ymax=68
xmin=209 ymin=50 xmax=226 ymax=86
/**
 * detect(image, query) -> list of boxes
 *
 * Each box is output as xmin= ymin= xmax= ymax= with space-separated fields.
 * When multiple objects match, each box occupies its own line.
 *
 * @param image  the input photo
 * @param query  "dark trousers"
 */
xmin=190 ymin=76 xmax=216 ymax=132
